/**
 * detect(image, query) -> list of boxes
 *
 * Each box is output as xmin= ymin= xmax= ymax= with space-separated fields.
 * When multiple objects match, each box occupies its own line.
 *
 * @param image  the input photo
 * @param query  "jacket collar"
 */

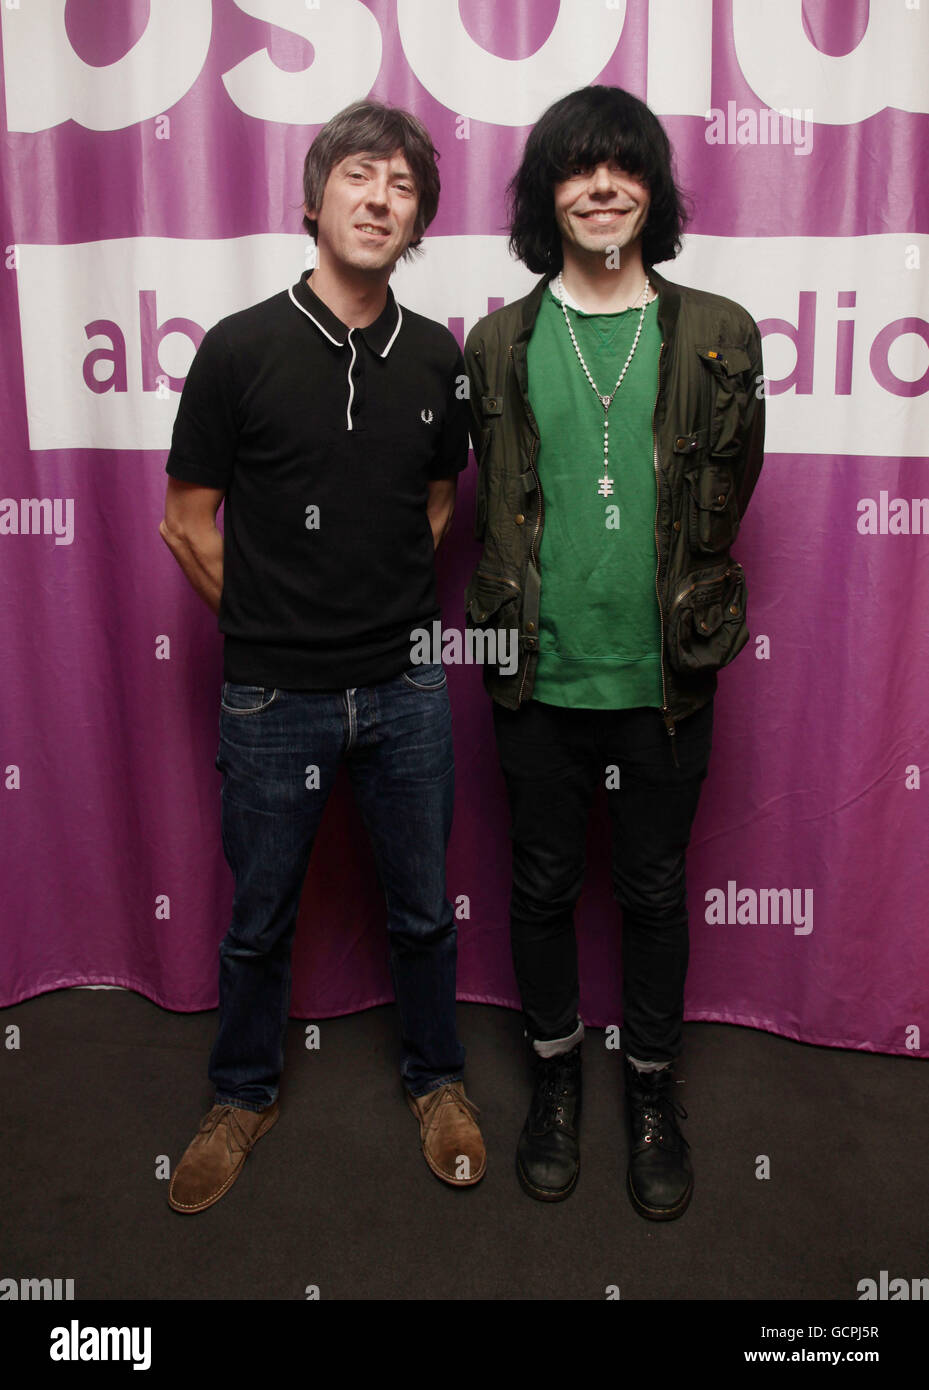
xmin=288 ymin=274 xmax=403 ymax=357
xmin=648 ymin=265 xmax=682 ymax=338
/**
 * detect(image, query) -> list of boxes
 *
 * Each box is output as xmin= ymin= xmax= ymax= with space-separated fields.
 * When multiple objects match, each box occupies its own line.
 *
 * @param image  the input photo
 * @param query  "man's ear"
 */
xmin=304 ymin=202 xmax=318 ymax=223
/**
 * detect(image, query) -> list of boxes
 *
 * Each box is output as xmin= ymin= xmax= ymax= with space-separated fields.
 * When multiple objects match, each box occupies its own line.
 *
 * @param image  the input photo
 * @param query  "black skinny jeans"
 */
xmin=492 ymin=697 xmax=714 ymax=1062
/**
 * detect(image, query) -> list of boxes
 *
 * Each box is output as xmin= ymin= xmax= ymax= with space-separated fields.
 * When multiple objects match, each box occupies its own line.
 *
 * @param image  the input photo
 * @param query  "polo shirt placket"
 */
xmin=287 ymin=277 xmax=406 ymax=433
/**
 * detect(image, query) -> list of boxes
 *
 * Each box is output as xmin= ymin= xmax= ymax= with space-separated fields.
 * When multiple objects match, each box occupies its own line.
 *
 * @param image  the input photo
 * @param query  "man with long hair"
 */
xmin=464 ymin=86 xmax=763 ymax=1218
xmin=160 ymin=101 xmax=485 ymax=1211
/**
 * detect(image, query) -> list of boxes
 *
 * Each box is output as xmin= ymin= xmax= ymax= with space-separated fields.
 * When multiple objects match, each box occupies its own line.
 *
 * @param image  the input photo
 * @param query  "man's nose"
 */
xmin=588 ymin=163 xmax=617 ymax=194
xmin=365 ymin=177 xmax=390 ymax=207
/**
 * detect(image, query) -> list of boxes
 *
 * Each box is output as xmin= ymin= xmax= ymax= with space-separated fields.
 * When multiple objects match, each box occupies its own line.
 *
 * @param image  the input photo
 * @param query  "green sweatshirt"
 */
xmin=527 ymin=286 xmax=663 ymax=709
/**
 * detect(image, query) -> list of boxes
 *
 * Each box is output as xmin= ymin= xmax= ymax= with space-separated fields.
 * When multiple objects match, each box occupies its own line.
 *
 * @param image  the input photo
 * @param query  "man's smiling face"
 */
xmin=553 ymin=159 xmax=650 ymax=264
xmin=307 ymin=148 xmax=420 ymax=276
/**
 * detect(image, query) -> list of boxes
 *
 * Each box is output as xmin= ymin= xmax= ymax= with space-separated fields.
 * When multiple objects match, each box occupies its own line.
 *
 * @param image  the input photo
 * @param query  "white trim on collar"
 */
xmin=380 ymin=303 xmax=403 ymax=358
xmin=287 ymin=285 xmax=343 ymax=346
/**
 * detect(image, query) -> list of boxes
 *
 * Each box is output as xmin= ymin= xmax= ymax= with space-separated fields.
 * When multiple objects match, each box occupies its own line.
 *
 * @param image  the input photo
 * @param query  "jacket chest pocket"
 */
xmin=682 ymin=346 xmax=753 ymax=554
xmin=697 ymin=345 xmax=752 ymax=456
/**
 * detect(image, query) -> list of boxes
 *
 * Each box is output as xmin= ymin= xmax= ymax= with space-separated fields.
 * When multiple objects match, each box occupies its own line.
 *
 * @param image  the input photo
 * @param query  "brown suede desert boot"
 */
xmin=168 ymin=1101 xmax=279 ymax=1213
xmin=406 ymin=1081 xmax=486 ymax=1186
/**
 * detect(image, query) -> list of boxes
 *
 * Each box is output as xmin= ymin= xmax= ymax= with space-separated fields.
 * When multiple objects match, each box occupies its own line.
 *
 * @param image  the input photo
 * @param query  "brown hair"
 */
xmin=302 ymin=101 xmax=441 ymax=259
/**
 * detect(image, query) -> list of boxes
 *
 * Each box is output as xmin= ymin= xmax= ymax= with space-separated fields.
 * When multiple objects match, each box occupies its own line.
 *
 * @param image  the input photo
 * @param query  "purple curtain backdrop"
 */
xmin=1 ymin=0 xmax=927 ymax=1057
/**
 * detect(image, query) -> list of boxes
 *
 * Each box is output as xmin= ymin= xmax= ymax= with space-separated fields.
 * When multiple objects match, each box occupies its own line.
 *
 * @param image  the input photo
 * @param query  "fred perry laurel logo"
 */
xmin=420 ymin=408 xmax=434 ymax=424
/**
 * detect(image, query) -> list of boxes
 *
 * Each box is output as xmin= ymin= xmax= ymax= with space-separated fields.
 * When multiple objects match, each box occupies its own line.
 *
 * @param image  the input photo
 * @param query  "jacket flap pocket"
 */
xmin=686 ymin=464 xmax=735 ymax=513
xmin=667 ymin=564 xmax=748 ymax=676
xmin=694 ymin=596 xmax=724 ymax=637
xmin=694 ymin=570 xmax=744 ymax=636
xmin=466 ymin=571 xmax=520 ymax=623
xmin=673 ymin=428 xmax=709 ymax=455
xmin=689 ymin=561 xmax=745 ymax=633
xmin=697 ymin=348 xmax=751 ymax=456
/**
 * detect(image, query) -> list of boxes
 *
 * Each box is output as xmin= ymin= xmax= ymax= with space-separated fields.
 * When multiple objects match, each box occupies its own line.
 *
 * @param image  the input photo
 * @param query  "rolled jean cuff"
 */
xmin=213 ymin=1093 xmax=277 ymax=1113
xmin=406 ymin=1072 xmax=464 ymax=1100
xmin=625 ymin=1054 xmax=672 ymax=1073
xmin=530 ymin=1020 xmax=585 ymax=1058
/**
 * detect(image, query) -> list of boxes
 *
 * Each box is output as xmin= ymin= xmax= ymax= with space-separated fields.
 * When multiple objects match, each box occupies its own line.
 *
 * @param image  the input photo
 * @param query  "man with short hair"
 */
xmin=160 ymin=101 xmax=484 ymax=1212
xmin=464 ymin=86 xmax=763 ymax=1218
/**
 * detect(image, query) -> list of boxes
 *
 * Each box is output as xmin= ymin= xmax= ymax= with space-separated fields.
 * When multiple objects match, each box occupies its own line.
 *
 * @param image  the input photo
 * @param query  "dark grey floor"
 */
xmin=1 ymin=989 xmax=926 ymax=1301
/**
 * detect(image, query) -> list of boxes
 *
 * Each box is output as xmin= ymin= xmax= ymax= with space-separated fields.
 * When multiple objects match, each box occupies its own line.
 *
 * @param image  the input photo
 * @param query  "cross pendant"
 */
xmin=598 ymin=475 xmax=614 ymax=497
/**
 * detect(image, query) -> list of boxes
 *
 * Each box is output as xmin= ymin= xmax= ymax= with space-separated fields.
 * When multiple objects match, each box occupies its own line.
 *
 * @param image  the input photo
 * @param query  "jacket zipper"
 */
xmin=517 ymin=431 xmax=540 ymax=705
xmin=651 ymin=340 xmax=677 ymax=765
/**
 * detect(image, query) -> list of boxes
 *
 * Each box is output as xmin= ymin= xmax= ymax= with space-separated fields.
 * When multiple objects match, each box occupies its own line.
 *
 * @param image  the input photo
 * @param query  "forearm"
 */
xmin=159 ymin=519 xmax=224 ymax=614
xmin=426 ymin=476 xmax=457 ymax=550
xmin=428 ymin=501 xmax=454 ymax=549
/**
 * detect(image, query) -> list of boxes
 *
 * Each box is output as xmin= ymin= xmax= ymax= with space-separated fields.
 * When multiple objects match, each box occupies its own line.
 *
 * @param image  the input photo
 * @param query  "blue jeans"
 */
xmin=208 ymin=663 xmax=464 ymax=1109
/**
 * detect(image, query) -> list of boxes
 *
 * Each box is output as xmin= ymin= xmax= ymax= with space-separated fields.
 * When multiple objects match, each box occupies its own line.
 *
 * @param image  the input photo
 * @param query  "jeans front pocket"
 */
xmin=220 ymin=682 xmax=279 ymax=714
xmin=401 ymin=662 xmax=448 ymax=691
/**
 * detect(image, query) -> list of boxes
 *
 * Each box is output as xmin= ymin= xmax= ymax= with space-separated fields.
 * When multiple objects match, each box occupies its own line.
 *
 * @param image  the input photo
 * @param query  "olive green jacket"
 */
xmin=462 ymin=266 xmax=765 ymax=742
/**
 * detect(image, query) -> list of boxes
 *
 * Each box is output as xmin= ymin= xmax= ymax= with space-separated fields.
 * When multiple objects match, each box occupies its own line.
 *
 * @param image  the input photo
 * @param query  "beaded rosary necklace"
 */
xmin=555 ymin=271 xmax=651 ymax=497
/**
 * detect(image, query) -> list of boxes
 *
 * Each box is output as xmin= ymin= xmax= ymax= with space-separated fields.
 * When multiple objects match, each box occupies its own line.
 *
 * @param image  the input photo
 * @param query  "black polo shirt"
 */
xmin=166 ymin=276 xmax=468 ymax=689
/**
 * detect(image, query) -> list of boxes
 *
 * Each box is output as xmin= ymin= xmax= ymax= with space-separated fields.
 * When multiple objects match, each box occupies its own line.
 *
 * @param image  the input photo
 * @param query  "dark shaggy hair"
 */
xmin=302 ymin=101 xmax=441 ymax=259
xmin=508 ymin=86 xmax=689 ymax=275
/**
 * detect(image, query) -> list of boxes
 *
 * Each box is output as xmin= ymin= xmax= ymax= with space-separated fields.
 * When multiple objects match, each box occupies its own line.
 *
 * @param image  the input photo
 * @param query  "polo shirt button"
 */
xmin=515 ymin=513 xmax=525 ymax=525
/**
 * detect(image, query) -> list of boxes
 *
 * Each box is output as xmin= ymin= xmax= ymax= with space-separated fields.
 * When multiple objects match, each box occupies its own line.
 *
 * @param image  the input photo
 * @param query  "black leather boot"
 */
xmin=516 ymin=1043 xmax=582 ymax=1201
xmin=624 ymin=1055 xmax=693 ymax=1220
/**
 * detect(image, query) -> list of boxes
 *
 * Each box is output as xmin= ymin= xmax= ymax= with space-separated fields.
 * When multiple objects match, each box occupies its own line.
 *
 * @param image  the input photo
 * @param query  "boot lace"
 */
xmin=532 ymin=1054 xmax=578 ymax=1131
xmin=634 ymin=1078 xmax=689 ymax=1150
xmin=200 ymin=1104 xmax=252 ymax=1155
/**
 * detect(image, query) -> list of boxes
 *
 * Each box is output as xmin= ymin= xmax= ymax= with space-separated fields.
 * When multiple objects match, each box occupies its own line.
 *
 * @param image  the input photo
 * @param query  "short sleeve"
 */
xmin=165 ymin=322 xmax=239 ymax=488
xmin=427 ymin=346 xmax=470 ymax=480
